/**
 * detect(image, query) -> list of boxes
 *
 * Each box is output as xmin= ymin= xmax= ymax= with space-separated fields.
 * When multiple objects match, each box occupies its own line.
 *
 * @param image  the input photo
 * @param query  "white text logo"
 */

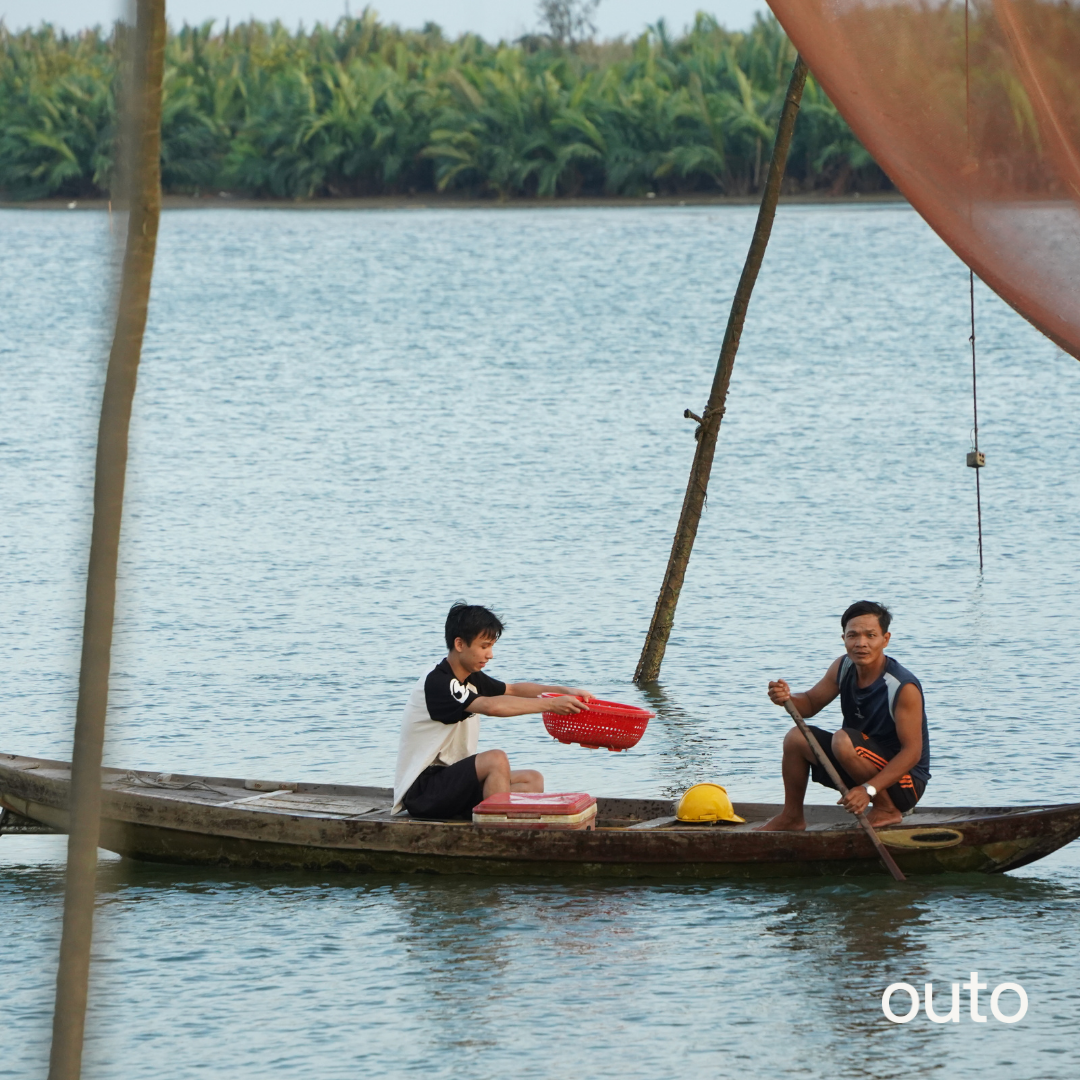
xmin=882 ymin=973 xmax=1027 ymax=1024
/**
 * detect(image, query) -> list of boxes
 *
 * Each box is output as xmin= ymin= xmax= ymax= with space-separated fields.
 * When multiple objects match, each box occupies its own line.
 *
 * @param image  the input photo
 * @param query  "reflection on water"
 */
xmin=637 ymin=682 xmax=727 ymax=798
xmin=3 ymin=203 xmax=1080 ymax=1078
xmin=2 ymin=841 xmax=1079 ymax=1078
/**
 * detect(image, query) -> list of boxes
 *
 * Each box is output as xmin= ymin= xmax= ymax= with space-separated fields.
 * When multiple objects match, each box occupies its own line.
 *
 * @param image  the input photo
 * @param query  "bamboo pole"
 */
xmin=634 ymin=54 xmax=809 ymax=684
xmin=48 ymin=4 xmax=165 ymax=1078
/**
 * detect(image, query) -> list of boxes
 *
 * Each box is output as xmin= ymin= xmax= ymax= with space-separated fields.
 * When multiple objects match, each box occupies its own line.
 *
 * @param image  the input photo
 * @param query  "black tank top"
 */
xmin=838 ymin=655 xmax=931 ymax=783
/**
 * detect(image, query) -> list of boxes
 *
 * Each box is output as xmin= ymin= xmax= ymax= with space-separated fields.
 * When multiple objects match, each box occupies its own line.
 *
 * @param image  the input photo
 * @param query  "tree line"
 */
xmin=0 ymin=11 xmax=889 ymax=201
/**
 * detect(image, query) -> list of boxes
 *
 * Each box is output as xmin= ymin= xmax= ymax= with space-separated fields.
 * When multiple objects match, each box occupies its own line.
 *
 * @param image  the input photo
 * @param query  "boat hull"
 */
xmin=4 ymin=754 xmax=1079 ymax=880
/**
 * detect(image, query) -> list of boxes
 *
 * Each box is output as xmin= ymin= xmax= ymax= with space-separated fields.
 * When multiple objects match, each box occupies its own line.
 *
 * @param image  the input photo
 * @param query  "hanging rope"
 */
xmin=965 ymin=0 xmax=985 ymax=573
xmin=969 ymin=272 xmax=984 ymax=572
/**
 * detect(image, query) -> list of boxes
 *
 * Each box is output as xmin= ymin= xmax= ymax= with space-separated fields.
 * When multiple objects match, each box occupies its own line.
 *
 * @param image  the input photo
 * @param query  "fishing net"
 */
xmin=767 ymin=0 xmax=1080 ymax=361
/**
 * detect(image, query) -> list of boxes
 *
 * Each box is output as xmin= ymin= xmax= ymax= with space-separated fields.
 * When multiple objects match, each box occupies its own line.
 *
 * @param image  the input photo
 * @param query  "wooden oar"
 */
xmin=783 ymin=699 xmax=907 ymax=882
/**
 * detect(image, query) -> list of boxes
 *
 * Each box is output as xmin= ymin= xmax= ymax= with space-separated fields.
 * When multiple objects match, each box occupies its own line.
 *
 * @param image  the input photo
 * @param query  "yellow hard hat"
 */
xmin=676 ymin=783 xmax=746 ymax=823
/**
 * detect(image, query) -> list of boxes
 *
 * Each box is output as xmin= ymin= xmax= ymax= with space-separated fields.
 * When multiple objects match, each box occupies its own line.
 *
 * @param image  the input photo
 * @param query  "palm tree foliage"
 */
xmin=0 ymin=25 xmax=116 ymax=198
xmin=0 ymin=11 xmax=889 ymax=200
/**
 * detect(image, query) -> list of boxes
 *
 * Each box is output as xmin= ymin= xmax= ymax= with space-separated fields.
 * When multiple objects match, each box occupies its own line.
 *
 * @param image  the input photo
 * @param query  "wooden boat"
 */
xmin=3 ymin=752 xmax=1078 ymax=879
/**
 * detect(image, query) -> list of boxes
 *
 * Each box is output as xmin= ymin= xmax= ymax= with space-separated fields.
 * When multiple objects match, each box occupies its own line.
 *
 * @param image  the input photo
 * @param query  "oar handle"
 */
xmin=783 ymin=699 xmax=906 ymax=882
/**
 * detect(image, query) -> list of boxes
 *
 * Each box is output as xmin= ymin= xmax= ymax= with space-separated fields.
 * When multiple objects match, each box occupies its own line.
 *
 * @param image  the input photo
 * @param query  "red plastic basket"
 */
xmin=540 ymin=696 xmax=654 ymax=751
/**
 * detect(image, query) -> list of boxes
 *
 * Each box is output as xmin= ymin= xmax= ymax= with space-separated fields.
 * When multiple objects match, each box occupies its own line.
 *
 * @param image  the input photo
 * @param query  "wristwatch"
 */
xmin=863 ymin=784 xmax=877 ymax=798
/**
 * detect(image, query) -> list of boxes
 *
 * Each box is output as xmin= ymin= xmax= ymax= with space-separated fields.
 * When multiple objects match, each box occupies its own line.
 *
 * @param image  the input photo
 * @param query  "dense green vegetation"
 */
xmin=0 ymin=11 xmax=887 ymax=201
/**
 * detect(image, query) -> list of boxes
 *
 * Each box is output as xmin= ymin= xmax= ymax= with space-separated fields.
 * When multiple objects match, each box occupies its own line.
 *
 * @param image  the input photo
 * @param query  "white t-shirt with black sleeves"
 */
xmin=392 ymin=659 xmax=507 ymax=814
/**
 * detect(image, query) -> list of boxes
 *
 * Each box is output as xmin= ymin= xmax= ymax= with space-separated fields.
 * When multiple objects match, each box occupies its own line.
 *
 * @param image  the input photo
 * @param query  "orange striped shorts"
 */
xmin=804 ymin=724 xmax=926 ymax=812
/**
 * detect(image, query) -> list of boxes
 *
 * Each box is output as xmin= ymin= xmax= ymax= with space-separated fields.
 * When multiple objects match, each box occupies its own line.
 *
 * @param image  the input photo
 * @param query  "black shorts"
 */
xmin=805 ymin=725 xmax=926 ymax=813
xmin=403 ymin=755 xmax=484 ymax=820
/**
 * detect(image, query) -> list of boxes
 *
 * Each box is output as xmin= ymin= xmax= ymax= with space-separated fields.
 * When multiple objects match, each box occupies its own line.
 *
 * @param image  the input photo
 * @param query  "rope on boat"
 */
xmin=113 ymin=771 xmax=231 ymax=795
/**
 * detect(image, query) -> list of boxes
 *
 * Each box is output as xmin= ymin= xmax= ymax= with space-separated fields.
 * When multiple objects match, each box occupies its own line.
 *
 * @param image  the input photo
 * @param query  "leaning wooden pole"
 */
xmin=634 ymin=54 xmax=809 ymax=684
xmin=48 ymin=4 xmax=165 ymax=1078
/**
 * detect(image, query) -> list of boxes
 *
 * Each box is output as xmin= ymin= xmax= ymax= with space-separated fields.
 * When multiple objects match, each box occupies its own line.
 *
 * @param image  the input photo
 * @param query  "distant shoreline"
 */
xmin=1 ymin=192 xmax=908 ymax=212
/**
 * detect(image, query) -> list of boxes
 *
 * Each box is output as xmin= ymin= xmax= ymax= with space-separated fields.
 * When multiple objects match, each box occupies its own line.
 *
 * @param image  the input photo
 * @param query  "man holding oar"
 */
xmin=759 ymin=601 xmax=930 ymax=831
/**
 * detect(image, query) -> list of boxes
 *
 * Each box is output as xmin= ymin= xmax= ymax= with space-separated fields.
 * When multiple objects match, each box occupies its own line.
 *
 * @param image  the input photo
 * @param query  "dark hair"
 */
xmin=445 ymin=602 xmax=504 ymax=650
xmin=841 ymin=601 xmax=892 ymax=634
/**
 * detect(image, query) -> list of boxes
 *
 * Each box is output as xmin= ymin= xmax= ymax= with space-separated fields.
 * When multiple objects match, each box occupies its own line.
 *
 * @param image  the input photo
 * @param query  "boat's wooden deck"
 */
xmin=3 ymin=755 xmax=1059 ymax=834
xmin=105 ymin=774 xmax=392 ymax=819
xmin=6 ymin=752 xmax=1080 ymax=878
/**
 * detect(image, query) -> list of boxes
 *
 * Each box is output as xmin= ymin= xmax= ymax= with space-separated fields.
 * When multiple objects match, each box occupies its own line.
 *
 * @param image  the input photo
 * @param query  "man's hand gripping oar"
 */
xmin=782 ymin=699 xmax=907 ymax=882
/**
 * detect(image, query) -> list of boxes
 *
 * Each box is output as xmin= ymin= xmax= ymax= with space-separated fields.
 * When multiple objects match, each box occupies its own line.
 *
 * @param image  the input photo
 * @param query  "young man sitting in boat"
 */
xmin=392 ymin=602 xmax=592 ymax=819
xmin=759 ymin=600 xmax=930 ymax=831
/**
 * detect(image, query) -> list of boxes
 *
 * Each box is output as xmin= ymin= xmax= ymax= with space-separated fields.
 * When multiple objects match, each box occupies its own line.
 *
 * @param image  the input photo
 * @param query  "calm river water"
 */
xmin=2 ymin=203 xmax=1079 ymax=1078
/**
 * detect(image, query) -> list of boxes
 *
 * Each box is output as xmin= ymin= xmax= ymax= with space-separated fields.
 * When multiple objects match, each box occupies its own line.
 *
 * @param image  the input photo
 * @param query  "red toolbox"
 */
xmin=472 ymin=792 xmax=597 ymax=830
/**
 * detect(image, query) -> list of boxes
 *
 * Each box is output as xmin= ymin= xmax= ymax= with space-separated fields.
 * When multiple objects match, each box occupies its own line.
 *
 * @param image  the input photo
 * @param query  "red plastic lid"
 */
xmin=473 ymin=792 xmax=596 ymax=816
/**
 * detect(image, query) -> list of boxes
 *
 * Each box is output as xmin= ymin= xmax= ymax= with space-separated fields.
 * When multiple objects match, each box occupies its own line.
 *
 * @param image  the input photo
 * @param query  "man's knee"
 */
xmin=515 ymin=769 xmax=543 ymax=790
xmin=831 ymin=729 xmax=857 ymax=762
xmin=476 ymin=749 xmax=510 ymax=779
xmin=783 ymin=726 xmax=811 ymax=757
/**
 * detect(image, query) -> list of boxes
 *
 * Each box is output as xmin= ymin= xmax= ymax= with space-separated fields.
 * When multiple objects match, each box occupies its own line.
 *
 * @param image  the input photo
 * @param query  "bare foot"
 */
xmin=865 ymin=807 xmax=903 ymax=828
xmin=756 ymin=812 xmax=806 ymax=832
